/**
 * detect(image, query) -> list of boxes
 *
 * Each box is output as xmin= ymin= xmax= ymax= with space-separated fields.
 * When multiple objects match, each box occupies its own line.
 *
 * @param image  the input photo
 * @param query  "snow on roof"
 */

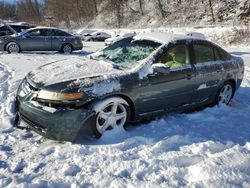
xmin=133 ymin=32 xmax=206 ymax=44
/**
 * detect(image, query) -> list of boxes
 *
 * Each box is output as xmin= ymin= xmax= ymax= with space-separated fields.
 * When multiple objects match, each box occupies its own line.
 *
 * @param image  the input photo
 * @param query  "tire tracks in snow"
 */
xmin=0 ymin=57 xmax=16 ymax=126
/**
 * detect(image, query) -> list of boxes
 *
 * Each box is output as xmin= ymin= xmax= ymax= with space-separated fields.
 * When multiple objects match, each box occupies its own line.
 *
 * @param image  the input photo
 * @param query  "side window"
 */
xmin=194 ymin=44 xmax=215 ymax=63
xmin=214 ymin=48 xmax=222 ymax=61
xmin=217 ymin=48 xmax=231 ymax=61
xmin=28 ymin=29 xmax=48 ymax=37
xmin=51 ymin=29 xmax=70 ymax=36
xmin=157 ymin=44 xmax=190 ymax=68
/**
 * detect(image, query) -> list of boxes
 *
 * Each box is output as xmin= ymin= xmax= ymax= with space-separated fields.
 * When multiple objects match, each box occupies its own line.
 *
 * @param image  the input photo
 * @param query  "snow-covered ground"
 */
xmin=0 ymin=41 xmax=250 ymax=187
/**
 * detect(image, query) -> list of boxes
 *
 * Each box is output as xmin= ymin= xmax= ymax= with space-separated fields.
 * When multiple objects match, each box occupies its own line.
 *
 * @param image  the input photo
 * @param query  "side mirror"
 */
xmin=152 ymin=63 xmax=170 ymax=74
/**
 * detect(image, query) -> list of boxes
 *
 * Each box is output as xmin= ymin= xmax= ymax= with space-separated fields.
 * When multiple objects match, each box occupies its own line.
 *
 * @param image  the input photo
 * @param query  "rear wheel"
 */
xmin=90 ymin=97 xmax=130 ymax=138
xmin=6 ymin=42 xmax=20 ymax=53
xmin=62 ymin=44 xmax=72 ymax=54
xmin=215 ymin=81 xmax=234 ymax=105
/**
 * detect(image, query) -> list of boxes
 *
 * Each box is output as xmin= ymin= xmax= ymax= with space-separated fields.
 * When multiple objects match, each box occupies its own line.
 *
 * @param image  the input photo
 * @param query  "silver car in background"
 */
xmin=0 ymin=27 xmax=83 ymax=54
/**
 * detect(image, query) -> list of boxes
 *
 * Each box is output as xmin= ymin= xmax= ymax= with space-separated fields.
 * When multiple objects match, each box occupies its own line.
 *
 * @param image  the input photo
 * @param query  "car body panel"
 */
xmin=16 ymin=32 xmax=244 ymax=141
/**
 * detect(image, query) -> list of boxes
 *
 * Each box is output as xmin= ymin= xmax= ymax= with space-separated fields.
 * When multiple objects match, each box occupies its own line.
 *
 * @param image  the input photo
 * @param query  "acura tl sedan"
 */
xmin=0 ymin=27 xmax=83 ymax=54
xmin=15 ymin=32 xmax=244 ymax=141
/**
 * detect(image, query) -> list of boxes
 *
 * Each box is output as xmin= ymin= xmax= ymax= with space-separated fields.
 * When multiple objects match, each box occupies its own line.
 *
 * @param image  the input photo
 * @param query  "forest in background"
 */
xmin=0 ymin=0 xmax=249 ymax=28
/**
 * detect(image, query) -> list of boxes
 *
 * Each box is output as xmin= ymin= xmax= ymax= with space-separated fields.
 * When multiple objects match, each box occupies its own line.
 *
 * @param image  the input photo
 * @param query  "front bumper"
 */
xmin=17 ymin=97 xmax=94 ymax=142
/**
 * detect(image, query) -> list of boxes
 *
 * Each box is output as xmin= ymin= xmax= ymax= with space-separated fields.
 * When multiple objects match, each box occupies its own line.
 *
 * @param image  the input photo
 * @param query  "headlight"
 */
xmin=37 ymin=90 xmax=84 ymax=101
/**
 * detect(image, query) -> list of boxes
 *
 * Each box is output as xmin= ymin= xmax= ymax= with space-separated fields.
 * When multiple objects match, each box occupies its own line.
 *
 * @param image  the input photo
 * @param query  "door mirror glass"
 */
xmin=152 ymin=63 xmax=170 ymax=74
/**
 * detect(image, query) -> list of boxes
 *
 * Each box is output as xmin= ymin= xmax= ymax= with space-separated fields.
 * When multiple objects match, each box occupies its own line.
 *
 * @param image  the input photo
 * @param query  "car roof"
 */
xmin=24 ymin=27 xmax=69 ymax=33
xmin=133 ymin=32 xmax=207 ymax=44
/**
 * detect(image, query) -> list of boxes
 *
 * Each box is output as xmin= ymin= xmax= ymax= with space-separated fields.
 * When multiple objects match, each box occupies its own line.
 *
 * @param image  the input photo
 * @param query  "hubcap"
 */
xmin=96 ymin=102 xmax=127 ymax=134
xmin=9 ymin=44 xmax=19 ymax=53
xmin=63 ymin=45 xmax=71 ymax=54
xmin=218 ymin=84 xmax=233 ymax=105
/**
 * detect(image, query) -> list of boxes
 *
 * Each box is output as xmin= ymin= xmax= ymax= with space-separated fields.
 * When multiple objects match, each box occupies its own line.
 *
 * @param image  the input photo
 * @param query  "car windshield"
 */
xmin=97 ymin=38 xmax=161 ymax=69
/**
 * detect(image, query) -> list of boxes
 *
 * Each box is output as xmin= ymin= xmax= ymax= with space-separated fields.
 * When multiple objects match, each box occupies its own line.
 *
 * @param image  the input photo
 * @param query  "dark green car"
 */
xmin=16 ymin=32 xmax=244 ymax=142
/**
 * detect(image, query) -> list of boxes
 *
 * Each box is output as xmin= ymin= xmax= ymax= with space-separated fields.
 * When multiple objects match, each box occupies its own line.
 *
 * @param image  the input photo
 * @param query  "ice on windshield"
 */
xmin=100 ymin=38 xmax=161 ymax=68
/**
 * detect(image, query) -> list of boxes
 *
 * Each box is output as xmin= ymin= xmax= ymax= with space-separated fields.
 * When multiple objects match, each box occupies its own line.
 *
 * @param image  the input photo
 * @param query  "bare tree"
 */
xmin=139 ymin=0 xmax=143 ymax=15
xmin=208 ymin=0 xmax=216 ymax=23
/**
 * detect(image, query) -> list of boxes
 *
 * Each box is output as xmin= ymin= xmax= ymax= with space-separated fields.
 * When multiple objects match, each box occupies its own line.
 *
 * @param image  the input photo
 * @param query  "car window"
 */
xmin=157 ymin=44 xmax=190 ymax=68
xmin=217 ymin=47 xmax=231 ymax=61
xmin=51 ymin=29 xmax=71 ymax=37
xmin=194 ymin=44 xmax=215 ymax=63
xmin=0 ymin=26 xmax=10 ymax=32
xmin=28 ymin=29 xmax=48 ymax=37
xmin=11 ymin=26 xmax=30 ymax=33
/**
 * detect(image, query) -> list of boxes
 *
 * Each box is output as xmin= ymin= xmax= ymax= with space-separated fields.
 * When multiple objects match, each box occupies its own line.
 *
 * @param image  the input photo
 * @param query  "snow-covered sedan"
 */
xmin=15 ymin=32 xmax=244 ymax=141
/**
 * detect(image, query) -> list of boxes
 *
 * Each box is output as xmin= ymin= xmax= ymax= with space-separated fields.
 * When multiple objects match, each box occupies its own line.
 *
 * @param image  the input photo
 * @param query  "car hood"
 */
xmin=27 ymin=57 xmax=122 ymax=88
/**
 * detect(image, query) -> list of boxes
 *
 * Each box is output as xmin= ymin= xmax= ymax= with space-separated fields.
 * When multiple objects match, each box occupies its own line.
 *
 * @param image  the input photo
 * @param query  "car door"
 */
xmin=137 ymin=41 xmax=197 ymax=116
xmin=20 ymin=29 xmax=52 ymax=51
xmin=50 ymin=29 xmax=71 ymax=51
xmin=190 ymin=41 xmax=224 ymax=103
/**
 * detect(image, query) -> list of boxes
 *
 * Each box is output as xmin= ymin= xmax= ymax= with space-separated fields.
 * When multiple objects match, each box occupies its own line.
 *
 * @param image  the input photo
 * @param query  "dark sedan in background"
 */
xmin=0 ymin=27 xmax=83 ymax=54
xmin=16 ymin=32 xmax=244 ymax=142
xmin=84 ymin=31 xmax=111 ymax=41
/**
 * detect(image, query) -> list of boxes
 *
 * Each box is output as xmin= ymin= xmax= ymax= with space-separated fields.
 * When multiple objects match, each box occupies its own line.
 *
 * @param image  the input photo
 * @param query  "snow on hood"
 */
xmin=28 ymin=57 xmax=122 ymax=86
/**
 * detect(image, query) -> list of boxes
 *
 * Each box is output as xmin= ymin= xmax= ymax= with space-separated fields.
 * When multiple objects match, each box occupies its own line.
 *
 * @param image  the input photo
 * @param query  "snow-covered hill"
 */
xmin=88 ymin=0 xmax=250 ymax=28
xmin=0 ymin=41 xmax=250 ymax=187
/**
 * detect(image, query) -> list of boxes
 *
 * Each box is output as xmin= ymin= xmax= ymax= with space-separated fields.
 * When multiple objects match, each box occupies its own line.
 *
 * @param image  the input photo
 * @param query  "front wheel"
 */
xmin=62 ymin=44 xmax=72 ymax=54
xmin=90 ymin=97 xmax=130 ymax=138
xmin=215 ymin=81 xmax=234 ymax=106
xmin=6 ymin=42 xmax=20 ymax=53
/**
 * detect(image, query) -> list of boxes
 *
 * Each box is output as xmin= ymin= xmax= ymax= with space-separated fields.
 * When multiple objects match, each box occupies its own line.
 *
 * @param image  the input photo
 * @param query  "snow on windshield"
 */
xmin=100 ymin=38 xmax=161 ymax=68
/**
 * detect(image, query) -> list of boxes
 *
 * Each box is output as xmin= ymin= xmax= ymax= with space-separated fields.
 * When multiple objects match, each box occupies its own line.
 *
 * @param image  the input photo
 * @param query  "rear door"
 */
xmin=50 ymin=29 xmax=72 ymax=51
xmin=20 ymin=29 xmax=52 ymax=51
xmin=138 ymin=40 xmax=197 ymax=116
xmin=191 ymin=41 xmax=224 ymax=103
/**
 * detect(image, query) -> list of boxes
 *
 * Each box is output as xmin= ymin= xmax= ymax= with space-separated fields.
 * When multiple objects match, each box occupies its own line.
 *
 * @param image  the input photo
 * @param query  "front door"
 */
xmin=138 ymin=41 xmax=197 ymax=116
xmin=20 ymin=29 xmax=51 ymax=51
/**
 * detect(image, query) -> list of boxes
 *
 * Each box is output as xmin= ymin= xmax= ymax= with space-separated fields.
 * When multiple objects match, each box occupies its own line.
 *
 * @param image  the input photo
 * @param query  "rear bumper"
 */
xmin=17 ymin=98 xmax=94 ymax=142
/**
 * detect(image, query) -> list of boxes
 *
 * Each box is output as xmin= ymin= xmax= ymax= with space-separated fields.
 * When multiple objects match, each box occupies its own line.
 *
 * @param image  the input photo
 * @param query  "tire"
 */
xmin=215 ymin=81 xmax=235 ymax=106
xmin=6 ymin=42 xmax=20 ymax=54
xmin=61 ymin=44 xmax=72 ymax=54
xmin=90 ymin=97 xmax=130 ymax=138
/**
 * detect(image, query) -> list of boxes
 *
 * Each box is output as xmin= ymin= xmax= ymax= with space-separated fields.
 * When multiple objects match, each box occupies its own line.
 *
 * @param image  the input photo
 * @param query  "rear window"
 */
xmin=11 ymin=25 xmax=30 ymax=33
xmin=194 ymin=44 xmax=215 ymax=63
xmin=217 ymin=48 xmax=231 ymax=61
xmin=0 ymin=26 xmax=10 ymax=32
xmin=51 ymin=29 xmax=71 ymax=36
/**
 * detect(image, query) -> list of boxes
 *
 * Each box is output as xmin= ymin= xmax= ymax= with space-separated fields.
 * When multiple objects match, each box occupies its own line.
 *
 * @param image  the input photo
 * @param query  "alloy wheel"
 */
xmin=218 ymin=84 xmax=233 ymax=105
xmin=63 ymin=44 xmax=72 ymax=54
xmin=96 ymin=101 xmax=127 ymax=134
xmin=8 ymin=43 xmax=20 ymax=53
